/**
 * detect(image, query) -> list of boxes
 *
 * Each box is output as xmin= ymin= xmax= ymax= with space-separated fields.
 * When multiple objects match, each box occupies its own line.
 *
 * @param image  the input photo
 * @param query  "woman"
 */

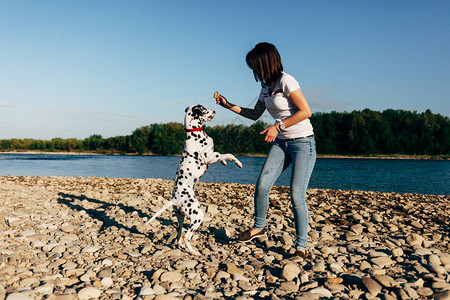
xmin=215 ymin=42 xmax=316 ymax=260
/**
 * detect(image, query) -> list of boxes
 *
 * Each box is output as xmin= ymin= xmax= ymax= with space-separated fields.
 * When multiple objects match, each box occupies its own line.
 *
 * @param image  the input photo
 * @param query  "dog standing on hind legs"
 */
xmin=146 ymin=104 xmax=243 ymax=255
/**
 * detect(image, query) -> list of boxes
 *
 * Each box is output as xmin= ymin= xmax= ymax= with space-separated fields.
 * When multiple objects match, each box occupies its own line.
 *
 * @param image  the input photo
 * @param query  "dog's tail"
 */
xmin=145 ymin=201 xmax=174 ymax=225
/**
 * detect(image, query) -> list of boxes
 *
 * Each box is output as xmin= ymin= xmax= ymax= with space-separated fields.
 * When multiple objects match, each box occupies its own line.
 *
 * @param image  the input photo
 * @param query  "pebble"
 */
xmin=225 ymin=263 xmax=245 ymax=275
xmin=101 ymin=277 xmax=113 ymax=287
xmin=0 ymin=176 xmax=448 ymax=299
xmin=5 ymin=294 xmax=34 ymax=300
xmin=139 ymin=287 xmax=155 ymax=296
xmin=282 ymin=263 xmax=301 ymax=281
xmin=406 ymin=233 xmax=424 ymax=247
xmin=326 ymin=277 xmax=343 ymax=284
xmin=82 ymin=246 xmax=100 ymax=253
xmin=434 ymin=290 xmax=450 ymax=300
xmin=371 ymin=256 xmax=394 ymax=268
xmin=77 ymin=287 xmax=101 ymax=299
xmin=308 ymin=287 xmax=333 ymax=298
xmin=160 ymin=271 xmax=183 ymax=283
xmin=329 ymin=262 xmax=344 ymax=273
xmin=362 ymin=277 xmax=382 ymax=296
xmin=373 ymin=275 xmax=397 ymax=288
xmin=439 ymin=253 xmax=450 ymax=265
xmin=392 ymin=247 xmax=404 ymax=257
xmin=429 ymin=263 xmax=446 ymax=275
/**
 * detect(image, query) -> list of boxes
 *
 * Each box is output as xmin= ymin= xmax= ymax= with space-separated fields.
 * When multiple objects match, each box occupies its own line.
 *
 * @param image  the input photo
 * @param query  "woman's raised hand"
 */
xmin=213 ymin=91 xmax=233 ymax=109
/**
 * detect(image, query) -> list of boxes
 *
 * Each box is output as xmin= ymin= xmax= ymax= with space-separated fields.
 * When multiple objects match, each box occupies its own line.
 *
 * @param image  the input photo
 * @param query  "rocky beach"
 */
xmin=0 ymin=176 xmax=449 ymax=300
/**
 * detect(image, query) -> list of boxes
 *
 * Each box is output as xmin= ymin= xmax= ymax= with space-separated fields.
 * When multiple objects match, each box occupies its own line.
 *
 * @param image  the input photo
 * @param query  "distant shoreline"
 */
xmin=1 ymin=150 xmax=448 ymax=160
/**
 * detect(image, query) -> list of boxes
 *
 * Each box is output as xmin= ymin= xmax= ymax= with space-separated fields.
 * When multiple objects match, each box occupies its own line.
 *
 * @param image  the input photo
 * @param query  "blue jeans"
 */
xmin=254 ymin=135 xmax=316 ymax=250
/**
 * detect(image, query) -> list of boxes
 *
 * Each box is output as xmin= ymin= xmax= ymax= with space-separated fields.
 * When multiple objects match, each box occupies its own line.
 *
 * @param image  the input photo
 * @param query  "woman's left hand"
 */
xmin=260 ymin=125 xmax=278 ymax=143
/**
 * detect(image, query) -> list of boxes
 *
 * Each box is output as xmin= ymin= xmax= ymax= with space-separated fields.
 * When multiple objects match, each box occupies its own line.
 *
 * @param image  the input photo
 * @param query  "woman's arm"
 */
xmin=260 ymin=89 xmax=312 ymax=143
xmin=280 ymin=89 xmax=312 ymax=128
xmin=215 ymin=93 xmax=266 ymax=121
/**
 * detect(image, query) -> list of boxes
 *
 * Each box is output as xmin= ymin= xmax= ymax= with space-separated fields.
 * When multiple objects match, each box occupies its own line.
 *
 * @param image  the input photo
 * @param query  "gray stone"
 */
xmin=77 ymin=287 xmax=101 ymax=299
xmin=438 ymin=253 xmax=450 ymax=265
xmin=6 ymin=293 xmax=34 ymax=300
xmin=371 ymin=256 xmax=394 ymax=268
xmin=416 ymin=287 xmax=433 ymax=297
xmin=329 ymin=262 xmax=344 ymax=273
xmin=282 ymin=263 xmax=301 ymax=281
xmin=139 ymin=287 xmax=155 ymax=296
xmin=308 ymin=287 xmax=333 ymax=298
xmin=429 ymin=263 xmax=446 ymax=275
xmin=279 ymin=281 xmax=299 ymax=292
xmin=406 ymin=234 xmax=424 ymax=247
xmin=374 ymin=275 xmax=397 ymax=288
xmin=81 ymin=246 xmax=100 ymax=253
xmin=413 ymin=248 xmax=432 ymax=256
xmin=402 ymin=286 xmax=420 ymax=299
xmin=362 ymin=277 xmax=382 ymax=296
xmin=392 ymin=248 xmax=404 ymax=257
xmin=160 ymin=271 xmax=183 ymax=283
xmin=311 ymin=261 xmax=326 ymax=272
xmin=429 ymin=254 xmax=441 ymax=265
xmin=434 ymin=290 xmax=450 ymax=300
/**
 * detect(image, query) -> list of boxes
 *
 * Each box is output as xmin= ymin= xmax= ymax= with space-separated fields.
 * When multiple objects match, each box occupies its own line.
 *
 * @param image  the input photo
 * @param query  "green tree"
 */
xmin=149 ymin=123 xmax=184 ymax=155
xmin=83 ymin=135 xmax=104 ymax=152
xmin=130 ymin=126 xmax=150 ymax=154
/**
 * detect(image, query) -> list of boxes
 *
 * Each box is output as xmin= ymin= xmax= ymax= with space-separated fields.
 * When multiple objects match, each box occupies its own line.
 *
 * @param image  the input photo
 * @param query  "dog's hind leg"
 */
xmin=174 ymin=207 xmax=186 ymax=249
xmin=183 ymin=203 xmax=204 ymax=256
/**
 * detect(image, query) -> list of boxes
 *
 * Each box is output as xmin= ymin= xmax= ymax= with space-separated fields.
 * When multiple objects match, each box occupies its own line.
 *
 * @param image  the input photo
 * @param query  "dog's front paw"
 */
xmin=220 ymin=160 xmax=228 ymax=166
xmin=235 ymin=159 xmax=243 ymax=168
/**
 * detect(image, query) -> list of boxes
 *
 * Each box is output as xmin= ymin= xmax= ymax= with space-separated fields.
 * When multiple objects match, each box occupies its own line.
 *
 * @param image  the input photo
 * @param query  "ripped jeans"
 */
xmin=253 ymin=135 xmax=316 ymax=250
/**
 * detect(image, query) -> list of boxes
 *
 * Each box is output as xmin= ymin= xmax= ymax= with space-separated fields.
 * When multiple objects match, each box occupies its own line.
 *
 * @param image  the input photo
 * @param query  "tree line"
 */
xmin=1 ymin=109 xmax=448 ymax=157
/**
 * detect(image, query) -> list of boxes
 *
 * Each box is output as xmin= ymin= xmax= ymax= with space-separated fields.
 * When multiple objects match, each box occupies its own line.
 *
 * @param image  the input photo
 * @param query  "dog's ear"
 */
xmin=191 ymin=105 xmax=203 ymax=119
xmin=185 ymin=106 xmax=190 ymax=113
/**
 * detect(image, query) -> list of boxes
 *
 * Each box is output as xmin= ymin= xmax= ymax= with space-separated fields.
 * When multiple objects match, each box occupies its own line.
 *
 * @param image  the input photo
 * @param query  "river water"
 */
xmin=0 ymin=153 xmax=448 ymax=195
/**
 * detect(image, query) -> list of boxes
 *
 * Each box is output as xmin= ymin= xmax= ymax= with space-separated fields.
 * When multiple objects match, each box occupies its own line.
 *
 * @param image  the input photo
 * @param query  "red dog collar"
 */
xmin=185 ymin=126 xmax=205 ymax=132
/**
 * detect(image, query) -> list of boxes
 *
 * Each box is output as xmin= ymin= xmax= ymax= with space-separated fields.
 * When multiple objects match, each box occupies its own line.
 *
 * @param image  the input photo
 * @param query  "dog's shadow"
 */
xmin=57 ymin=192 xmax=150 ymax=236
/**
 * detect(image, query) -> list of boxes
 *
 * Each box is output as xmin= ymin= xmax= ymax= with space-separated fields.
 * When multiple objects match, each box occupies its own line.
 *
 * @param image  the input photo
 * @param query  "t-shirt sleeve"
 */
xmin=281 ymin=73 xmax=301 ymax=96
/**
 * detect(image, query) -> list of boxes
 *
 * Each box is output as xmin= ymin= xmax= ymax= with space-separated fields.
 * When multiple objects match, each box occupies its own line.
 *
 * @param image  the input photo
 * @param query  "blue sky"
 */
xmin=1 ymin=1 xmax=449 ymax=139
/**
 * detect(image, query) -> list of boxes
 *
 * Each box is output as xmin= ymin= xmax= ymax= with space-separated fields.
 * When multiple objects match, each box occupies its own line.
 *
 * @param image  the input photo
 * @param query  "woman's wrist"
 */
xmin=219 ymin=98 xmax=235 ymax=110
xmin=225 ymin=101 xmax=235 ymax=109
xmin=274 ymin=123 xmax=281 ymax=133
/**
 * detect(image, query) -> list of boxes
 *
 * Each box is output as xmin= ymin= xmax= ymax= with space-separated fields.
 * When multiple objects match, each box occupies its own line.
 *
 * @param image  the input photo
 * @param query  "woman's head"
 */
xmin=246 ymin=42 xmax=283 ymax=87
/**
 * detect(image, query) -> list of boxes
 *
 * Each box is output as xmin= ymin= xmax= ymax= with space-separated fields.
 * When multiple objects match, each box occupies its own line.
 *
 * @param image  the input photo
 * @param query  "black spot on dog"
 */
xmin=191 ymin=105 xmax=204 ymax=120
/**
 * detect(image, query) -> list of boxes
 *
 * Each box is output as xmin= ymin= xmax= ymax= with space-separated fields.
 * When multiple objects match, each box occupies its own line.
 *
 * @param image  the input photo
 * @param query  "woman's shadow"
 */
xmin=58 ymin=192 xmax=246 ymax=247
xmin=57 ymin=192 xmax=153 ymax=237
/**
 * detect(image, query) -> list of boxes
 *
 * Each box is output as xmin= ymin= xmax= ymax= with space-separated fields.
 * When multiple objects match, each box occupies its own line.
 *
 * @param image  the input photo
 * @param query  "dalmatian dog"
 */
xmin=146 ymin=104 xmax=243 ymax=255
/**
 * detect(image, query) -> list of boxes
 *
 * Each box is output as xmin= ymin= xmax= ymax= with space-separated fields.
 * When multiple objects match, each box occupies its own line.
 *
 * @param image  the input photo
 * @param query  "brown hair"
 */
xmin=246 ymin=42 xmax=283 ymax=87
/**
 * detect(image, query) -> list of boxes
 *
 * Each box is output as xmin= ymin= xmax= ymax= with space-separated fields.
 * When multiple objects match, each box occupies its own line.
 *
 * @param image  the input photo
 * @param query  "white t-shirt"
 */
xmin=258 ymin=72 xmax=314 ymax=139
